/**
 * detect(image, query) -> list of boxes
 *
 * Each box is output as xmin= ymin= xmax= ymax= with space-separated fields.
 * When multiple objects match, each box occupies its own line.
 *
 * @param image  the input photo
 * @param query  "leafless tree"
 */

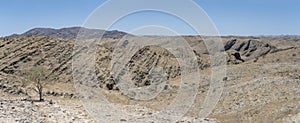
xmin=25 ymin=66 xmax=52 ymax=102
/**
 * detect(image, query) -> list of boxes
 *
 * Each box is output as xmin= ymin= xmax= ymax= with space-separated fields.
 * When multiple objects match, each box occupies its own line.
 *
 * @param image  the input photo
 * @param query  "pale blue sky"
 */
xmin=0 ymin=0 xmax=299 ymax=36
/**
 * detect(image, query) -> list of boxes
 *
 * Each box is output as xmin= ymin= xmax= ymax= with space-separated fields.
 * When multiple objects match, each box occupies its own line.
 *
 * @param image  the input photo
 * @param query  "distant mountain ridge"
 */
xmin=8 ymin=27 xmax=132 ymax=39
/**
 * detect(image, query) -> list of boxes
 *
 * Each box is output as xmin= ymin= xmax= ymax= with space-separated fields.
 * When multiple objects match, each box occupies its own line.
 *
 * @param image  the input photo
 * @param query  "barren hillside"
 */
xmin=0 ymin=28 xmax=299 ymax=122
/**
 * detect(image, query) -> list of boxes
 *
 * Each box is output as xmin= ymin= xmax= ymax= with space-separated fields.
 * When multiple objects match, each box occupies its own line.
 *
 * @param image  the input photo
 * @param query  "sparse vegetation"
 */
xmin=0 ymin=27 xmax=299 ymax=122
xmin=25 ymin=66 xmax=53 ymax=102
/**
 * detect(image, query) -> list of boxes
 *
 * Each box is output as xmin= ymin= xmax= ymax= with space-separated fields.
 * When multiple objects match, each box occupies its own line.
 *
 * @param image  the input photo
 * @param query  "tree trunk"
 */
xmin=39 ymin=89 xmax=44 ymax=102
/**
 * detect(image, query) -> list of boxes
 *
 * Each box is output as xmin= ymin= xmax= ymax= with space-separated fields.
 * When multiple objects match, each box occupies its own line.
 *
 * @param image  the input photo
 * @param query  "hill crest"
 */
xmin=8 ymin=27 xmax=132 ymax=39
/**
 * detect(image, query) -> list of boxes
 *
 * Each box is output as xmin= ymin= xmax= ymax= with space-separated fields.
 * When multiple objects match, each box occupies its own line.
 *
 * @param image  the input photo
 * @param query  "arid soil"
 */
xmin=0 ymin=30 xmax=299 ymax=123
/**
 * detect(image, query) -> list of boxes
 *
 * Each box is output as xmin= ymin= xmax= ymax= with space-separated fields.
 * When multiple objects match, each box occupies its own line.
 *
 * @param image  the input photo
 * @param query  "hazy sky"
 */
xmin=0 ymin=0 xmax=299 ymax=36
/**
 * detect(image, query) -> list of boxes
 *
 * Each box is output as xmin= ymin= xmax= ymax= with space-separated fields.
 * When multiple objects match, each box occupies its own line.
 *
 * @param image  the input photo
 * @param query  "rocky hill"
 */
xmin=8 ymin=27 xmax=131 ymax=39
xmin=0 ymin=33 xmax=299 ymax=122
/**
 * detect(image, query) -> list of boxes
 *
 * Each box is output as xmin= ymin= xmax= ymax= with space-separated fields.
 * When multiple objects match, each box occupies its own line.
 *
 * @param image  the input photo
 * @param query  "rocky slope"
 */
xmin=0 ymin=32 xmax=299 ymax=122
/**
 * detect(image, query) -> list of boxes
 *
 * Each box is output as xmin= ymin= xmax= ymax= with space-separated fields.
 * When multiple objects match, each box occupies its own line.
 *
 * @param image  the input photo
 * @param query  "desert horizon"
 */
xmin=0 ymin=26 xmax=299 ymax=122
xmin=0 ymin=0 xmax=299 ymax=123
xmin=3 ymin=27 xmax=300 ymax=38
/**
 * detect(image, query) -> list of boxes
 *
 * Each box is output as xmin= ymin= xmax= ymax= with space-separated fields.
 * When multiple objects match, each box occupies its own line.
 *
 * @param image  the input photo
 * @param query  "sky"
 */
xmin=0 ymin=0 xmax=299 ymax=36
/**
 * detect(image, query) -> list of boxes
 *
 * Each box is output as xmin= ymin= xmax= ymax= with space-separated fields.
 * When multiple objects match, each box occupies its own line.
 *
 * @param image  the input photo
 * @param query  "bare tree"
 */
xmin=25 ymin=66 xmax=52 ymax=102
